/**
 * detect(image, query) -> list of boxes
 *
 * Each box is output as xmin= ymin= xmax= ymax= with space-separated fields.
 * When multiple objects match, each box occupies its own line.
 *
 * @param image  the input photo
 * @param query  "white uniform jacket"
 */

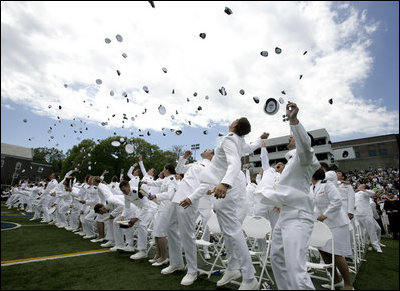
xmin=258 ymin=122 xmax=320 ymax=213
xmin=355 ymin=190 xmax=375 ymax=217
xmin=197 ymin=132 xmax=262 ymax=188
xmin=175 ymin=156 xmax=211 ymax=204
xmin=312 ymin=180 xmax=349 ymax=228
xmin=337 ymin=182 xmax=355 ymax=215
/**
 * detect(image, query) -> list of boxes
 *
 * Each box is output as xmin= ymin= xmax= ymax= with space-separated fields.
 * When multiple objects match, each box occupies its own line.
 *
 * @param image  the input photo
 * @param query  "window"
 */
xmin=368 ymin=150 xmax=377 ymax=157
xmin=1 ymin=160 xmax=4 ymax=168
xmin=379 ymin=149 xmax=388 ymax=156
xmin=15 ymin=162 xmax=22 ymax=170
xmin=342 ymin=151 xmax=349 ymax=158
xmin=277 ymin=144 xmax=288 ymax=152
xmin=267 ymin=146 xmax=277 ymax=153
xmin=316 ymin=153 xmax=329 ymax=161
xmin=38 ymin=167 xmax=44 ymax=173
xmin=314 ymin=138 xmax=326 ymax=146
xmin=253 ymin=161 xmax=262 ymax=168
xmin=355 ymin=152 xmax=360 ymax=158
xmin=253 ymin=148 xmax=261 ymax=155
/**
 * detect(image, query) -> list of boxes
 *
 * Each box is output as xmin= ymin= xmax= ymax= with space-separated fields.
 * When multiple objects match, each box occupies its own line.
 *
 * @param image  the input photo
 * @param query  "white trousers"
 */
xmin=213 ymin=182 xmax=255 ymax=281
xmin=270 ymin=208 xmax=315 ymax=290
xmin=356 ymin=215 xmax=382 ymax=251
xmin=167 ymin=202 xmax=199 ymax=274
xmin=82 ymin=210 xmax=97 ymax=236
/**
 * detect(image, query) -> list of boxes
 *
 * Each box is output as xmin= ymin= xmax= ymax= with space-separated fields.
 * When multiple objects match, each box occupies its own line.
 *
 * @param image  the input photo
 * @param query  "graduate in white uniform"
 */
xmin=161 ymin=149 xmax=214 ymax=286
xmin=40 ymin=173 xmax=59 ymax=223
xmin=259 ymin=102 xmax=320 ymax=290
xmin=311 ymin=168 xmax=353 ymax=290
xmin=355 ymin=184 xmax=383 ymax=253
xmin=143 ymin=165 xmax=177 ymax=266
xmin=181 ymin=117 xmax=267 ymax=290
xmin=254 ymin=139 xmax=285 ymax=232
xmin=336 ymin=170 xmax=356 ymax=221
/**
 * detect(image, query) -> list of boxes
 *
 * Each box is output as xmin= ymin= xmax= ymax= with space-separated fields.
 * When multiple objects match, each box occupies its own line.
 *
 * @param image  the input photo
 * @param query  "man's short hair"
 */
xmin=92 ymin=176 xmax=101 ymax=184
xmin=119 ymin=180 xmax=130 ymax=189
xmin=111 ymin=175 xmax=118 ymax=182
xmin=94 ymin=203 xmax=104 ymax=214
xmin=313 ymin=168 xmax=326 ymax=181
xmin=235 ymin=117 xmax=251 ymax=137
xmin=165 ymin=164 xmax=176 ymax=175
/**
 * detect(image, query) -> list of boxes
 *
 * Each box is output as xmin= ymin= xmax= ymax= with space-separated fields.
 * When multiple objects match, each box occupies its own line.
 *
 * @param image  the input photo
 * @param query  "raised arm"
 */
xmin=287 ymin=102 xmax=314 ymax=165
xmin=127 ymin=163 xmax=137 ymax=180
xmin=260 ymin=140 xmax=270 ymax=171
xmin=176 ymin=151 xmax=193 ymax=174
xmin=138 ymin=155 xmax=150 ymax=178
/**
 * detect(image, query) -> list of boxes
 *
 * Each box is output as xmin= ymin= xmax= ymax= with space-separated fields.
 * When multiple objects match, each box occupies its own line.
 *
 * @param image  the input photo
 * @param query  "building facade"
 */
xmin=1 ymin=143 xmax=52 ymax=187
xmin=331 ymin=134 xmax=399 ymax=172
xmin=244 ymin=128 xmax=334 ymax=173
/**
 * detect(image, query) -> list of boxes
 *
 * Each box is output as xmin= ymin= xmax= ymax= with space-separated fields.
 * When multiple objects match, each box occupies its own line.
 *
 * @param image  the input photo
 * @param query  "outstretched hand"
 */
xmin=260 ymin=132 xmax=269 ymax=140
xmin=286 ymin=102 xmax=299 ymax=125
xmin=183 ymin=150 xmax=192 ymax=159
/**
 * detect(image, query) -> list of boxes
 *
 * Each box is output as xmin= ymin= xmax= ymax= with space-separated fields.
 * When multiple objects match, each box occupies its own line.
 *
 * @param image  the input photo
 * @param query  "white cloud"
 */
xmin=1 ymin=1 xmax=398 ymax=146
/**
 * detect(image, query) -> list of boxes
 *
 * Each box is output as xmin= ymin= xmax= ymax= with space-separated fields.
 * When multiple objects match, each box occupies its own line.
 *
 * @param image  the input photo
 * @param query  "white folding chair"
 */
xmin=242 ymin=216 xmax=275 ymax=288
xmin=196 ymin=211 xmax=226 ymax=278
xmin=354 ymin=218 xmax=366 ymax=261
xmin=348 ymin=222 xmax=359 ymax=273
xmin=306 ymin=221 xmax=335 ymax=290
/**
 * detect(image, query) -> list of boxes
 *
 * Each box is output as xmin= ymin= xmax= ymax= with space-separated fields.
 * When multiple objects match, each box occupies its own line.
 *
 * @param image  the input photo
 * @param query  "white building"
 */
xmin=244 ymin=128 xmax=334 ymax=173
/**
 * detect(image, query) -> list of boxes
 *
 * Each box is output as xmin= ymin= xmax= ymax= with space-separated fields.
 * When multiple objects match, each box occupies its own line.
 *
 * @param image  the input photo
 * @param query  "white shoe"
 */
xmin=181 ymin=273 xmax=197 ymax=286
xmin=65 ymin=227 xmax=74 ymax=231
xmin=83 ymin=235 xmax=96 ymax=239
xmin=152 ymin=258 xmax=169 ymax=266
xmin=239 ymin=278 xmax=258 ymax=290
xmin=161 ymin=264 xmax=185 ymax=274
xmin=110 ymin=245 xmax=124 ymax=252
xmin=90 ymin=238 xmax=105 ymax=243
xmin=72 ymin=228 xmax=80 ymax=232
xmin=148 ymin=258 xmax=157 ymax=263
xmin=130 ymin=250 xmax=147 ymax=260
xmin=77 ymin=232 xmax=86 ymax=236
xmin=204 ymin=252 xmax=211 ymax=260
xmin=216 ymin=269 xmax=241 ymax=286
xmin=376 ymin=249 xmax=383 ymax=253
xmin=49 ymin=221 xmax=56 ymax=225
xmin=380 ymin=243 xmax=386 ymax=247
xmin=100 ymin=241 xmax=115 ymax=248
xmin=29 ymin=218 xmax=36 ymax=221
xmin=57 ymin=224 xmax=66 ymax=228
xmin=321 ymin=280 xmax=344 ymax=289
xmin=118 ymin=245 xmax=136 ymax=252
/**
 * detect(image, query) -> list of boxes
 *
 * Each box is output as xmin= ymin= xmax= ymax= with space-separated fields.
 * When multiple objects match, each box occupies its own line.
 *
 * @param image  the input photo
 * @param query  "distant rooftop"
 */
xmin=1 ymin=143 xmax=33 ymax=159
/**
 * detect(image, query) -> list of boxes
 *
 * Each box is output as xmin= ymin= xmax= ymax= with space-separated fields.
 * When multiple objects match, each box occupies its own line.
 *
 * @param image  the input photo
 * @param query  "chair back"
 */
xmin=309 ymin=221 xmax=333 ymax=247
xmin=242 ymin=216 xmax=271 ymax=239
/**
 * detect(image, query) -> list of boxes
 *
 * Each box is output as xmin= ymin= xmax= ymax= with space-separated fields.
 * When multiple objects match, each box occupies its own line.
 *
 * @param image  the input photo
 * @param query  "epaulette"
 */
xmin=321 ymin=180 xmax=327 ymax=184
xmin=228 ymin=133 xmax=234 ymax=136
xmin=170 ymin=177 xmax=174 ymax=180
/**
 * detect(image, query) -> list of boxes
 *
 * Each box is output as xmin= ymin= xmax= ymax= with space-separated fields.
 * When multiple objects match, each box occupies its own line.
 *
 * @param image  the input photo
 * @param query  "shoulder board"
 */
xmin=321 ymin=180 xmax=327 ymax=184
xmin=170 ymin=177 xmax=174 ymax=180
xmin=228 ymin=133 xmax=234 ymax=136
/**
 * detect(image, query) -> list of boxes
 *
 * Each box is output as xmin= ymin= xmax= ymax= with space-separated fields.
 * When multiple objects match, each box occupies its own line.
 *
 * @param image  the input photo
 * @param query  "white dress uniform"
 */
xmin=254 ymin=146 xmax=280 ymax=231
xmin=189 ymin=132 xmax=262 ymax=283
xmin=167 ymin=156 xmax=211 ymax=275
xmin=147 ymin=175 xmax=177 ymax=237
xmin=261 ymin=122 xmax=320 ymax=290
xmin=41 ymin=178 xmax=59 ymax=222
xmin=355 ymin=190 xmax=382 ymax=252
xmin=83 ymin=185 xmax=101 ymax=237
xmin=312 ymin=180 xmax=352 ymax=257
xmin=337 ymin=181 xmax=356 ymax=219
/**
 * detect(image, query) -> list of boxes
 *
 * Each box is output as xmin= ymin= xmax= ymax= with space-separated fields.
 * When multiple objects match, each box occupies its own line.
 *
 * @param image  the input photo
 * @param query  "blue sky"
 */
xmin=1 ymin=1 xmax=399 ymax=158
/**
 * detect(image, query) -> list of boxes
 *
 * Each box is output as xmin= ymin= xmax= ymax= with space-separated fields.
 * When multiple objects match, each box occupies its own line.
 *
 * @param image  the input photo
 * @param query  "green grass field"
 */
xmin=1 ymin=202 xmax=399 ymax=290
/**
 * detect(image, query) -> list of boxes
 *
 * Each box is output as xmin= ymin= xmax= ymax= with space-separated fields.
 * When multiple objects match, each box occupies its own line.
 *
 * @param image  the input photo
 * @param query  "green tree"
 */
xmin=61 ymin=137 xmax=178 ymax=183
xmin=32 ymin=147 xmax=65 ymax=173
